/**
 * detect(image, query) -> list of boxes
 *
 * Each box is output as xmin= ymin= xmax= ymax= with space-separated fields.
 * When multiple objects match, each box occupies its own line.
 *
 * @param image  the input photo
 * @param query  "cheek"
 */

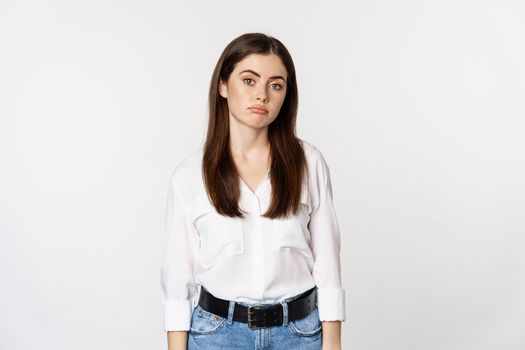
xmin=228 ymin=85 xmax=249 ymax=105
xmin=272 ymin=93 xmax=286 ymax=109
xmin=224 ymin=88 xmax=244 ymax=109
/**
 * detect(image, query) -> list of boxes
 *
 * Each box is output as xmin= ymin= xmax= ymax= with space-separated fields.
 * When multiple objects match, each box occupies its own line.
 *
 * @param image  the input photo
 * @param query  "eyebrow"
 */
xmin=239 ymin=69 xmax=287 ymax=82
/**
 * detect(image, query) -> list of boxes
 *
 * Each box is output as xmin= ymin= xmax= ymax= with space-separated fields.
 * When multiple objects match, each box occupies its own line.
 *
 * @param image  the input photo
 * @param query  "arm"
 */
xmin=308 ymin=151 xmax=346 ymax=347
xmin=322 ymin=321 xmax=342 ymax=350
xmin=161 ymin=173 xmax=200 ymax=346
xmin=167 ymin=331 xmax=188 ymax=350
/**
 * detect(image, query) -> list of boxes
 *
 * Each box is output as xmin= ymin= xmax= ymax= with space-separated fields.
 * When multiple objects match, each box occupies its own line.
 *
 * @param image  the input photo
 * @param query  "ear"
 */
xmin=218 ymin=79 xmax=228 ymax=98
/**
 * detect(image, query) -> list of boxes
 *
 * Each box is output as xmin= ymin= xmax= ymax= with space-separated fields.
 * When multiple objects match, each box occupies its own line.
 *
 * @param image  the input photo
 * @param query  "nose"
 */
xmin=255 ymin=86 xmax=269 ymax=103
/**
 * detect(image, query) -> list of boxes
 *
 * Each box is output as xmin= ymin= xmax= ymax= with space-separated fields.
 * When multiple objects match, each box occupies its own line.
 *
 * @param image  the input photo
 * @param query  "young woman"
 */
xmin=161 ymin=32 xmax=345 ymax=350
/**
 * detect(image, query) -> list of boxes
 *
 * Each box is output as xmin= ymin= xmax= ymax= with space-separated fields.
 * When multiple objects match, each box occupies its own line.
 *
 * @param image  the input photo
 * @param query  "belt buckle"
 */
xmin=247 ymin=305 xmax=267 ymax=329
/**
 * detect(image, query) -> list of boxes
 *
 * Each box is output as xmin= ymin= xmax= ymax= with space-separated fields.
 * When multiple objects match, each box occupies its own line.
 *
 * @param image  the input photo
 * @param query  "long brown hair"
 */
xmin=202 ymin=32 xmax=307 ymax=219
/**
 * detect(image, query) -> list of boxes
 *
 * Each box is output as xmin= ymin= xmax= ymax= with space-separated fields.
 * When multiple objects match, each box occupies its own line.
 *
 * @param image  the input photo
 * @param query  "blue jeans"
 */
xmin=188 ymin=290 xmax=322 ymax=349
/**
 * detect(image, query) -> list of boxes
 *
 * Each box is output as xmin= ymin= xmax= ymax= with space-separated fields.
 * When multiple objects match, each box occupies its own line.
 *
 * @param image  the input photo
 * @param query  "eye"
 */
xmin=271 ymin=83 xmax=283 ymax=90
xmin=243 ymin=78 xmax=255 ymax=85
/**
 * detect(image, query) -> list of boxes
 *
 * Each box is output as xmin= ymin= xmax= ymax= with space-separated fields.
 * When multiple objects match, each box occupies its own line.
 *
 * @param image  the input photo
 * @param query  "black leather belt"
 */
xmin=197 ymin=287 xmax=317 ymax=329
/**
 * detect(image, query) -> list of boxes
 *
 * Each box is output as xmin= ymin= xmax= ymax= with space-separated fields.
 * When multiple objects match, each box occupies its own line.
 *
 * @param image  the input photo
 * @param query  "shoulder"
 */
xmin=297 ymin=138 xmax=333 ymax=200
xmin=298 ymin=138 xmax=330 ymax=171
xmin=169 ymin=147 xmax=204 ymax=189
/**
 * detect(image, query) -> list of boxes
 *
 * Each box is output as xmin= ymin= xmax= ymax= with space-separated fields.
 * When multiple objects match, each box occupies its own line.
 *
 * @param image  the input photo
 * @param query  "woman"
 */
xmin=161 ymin=32 xmax=345 ymax=350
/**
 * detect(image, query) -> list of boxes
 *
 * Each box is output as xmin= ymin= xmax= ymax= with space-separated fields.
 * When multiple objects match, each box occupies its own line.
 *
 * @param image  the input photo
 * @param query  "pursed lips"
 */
xmin=248 ymin=106 xmax=269 ymax=114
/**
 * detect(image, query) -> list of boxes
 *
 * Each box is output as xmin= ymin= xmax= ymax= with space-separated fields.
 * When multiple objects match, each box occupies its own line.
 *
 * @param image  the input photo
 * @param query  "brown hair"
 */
xmin=202 ymin=32 xmax=307 ymax=219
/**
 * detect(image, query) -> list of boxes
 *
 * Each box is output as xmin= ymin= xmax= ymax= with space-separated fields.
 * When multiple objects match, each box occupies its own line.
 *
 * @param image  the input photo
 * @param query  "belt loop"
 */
xmin=280 ymin=301 xmax=289 ymax=326
xmin=227 ymin=300 xmax=235 ymax=324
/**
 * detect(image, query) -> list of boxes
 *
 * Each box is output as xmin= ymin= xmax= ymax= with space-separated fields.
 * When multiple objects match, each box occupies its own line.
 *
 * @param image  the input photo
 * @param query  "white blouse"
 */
xmin=161 ymin=139 xmax=346 ymax=331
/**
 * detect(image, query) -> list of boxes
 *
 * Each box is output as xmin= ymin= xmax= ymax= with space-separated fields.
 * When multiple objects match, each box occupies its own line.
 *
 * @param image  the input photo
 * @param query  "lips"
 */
xmin=248 ymin=106 xmax=269 ymax=114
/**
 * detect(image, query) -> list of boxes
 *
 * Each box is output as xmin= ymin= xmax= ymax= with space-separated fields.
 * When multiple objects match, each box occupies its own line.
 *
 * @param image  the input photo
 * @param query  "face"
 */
xmin=218 ymin=53 xmax=288 ymax=130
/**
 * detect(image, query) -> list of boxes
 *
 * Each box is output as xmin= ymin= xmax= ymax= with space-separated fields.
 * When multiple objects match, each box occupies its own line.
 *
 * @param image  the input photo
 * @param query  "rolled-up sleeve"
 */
xmin=309 ymin=152 xmax=346 ymax=322
xmin=160 ymin=174 xmax=200 ymax=331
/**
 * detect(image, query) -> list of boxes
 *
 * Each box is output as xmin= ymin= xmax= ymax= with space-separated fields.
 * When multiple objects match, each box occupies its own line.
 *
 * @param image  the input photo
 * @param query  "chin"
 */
xmin=243 ymin=116 xmax=268 ymax=126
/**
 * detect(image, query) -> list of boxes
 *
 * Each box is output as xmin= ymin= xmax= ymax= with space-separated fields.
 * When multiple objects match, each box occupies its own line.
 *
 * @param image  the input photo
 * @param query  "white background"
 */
xmin=1 ymin=0 xmax=524 ymax=349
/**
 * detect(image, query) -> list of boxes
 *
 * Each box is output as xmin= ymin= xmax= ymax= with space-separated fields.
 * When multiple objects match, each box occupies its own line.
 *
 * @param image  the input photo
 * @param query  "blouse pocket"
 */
xmin=191 ymin=193 xmax=244 ymax=269
xmin=268 ymin=184 xmax=313 ymax=258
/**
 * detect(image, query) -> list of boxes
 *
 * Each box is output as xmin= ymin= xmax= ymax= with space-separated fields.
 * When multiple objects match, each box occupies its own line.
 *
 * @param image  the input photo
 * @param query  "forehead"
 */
xmin=234 ymin=53 xmax=287 ymax=77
